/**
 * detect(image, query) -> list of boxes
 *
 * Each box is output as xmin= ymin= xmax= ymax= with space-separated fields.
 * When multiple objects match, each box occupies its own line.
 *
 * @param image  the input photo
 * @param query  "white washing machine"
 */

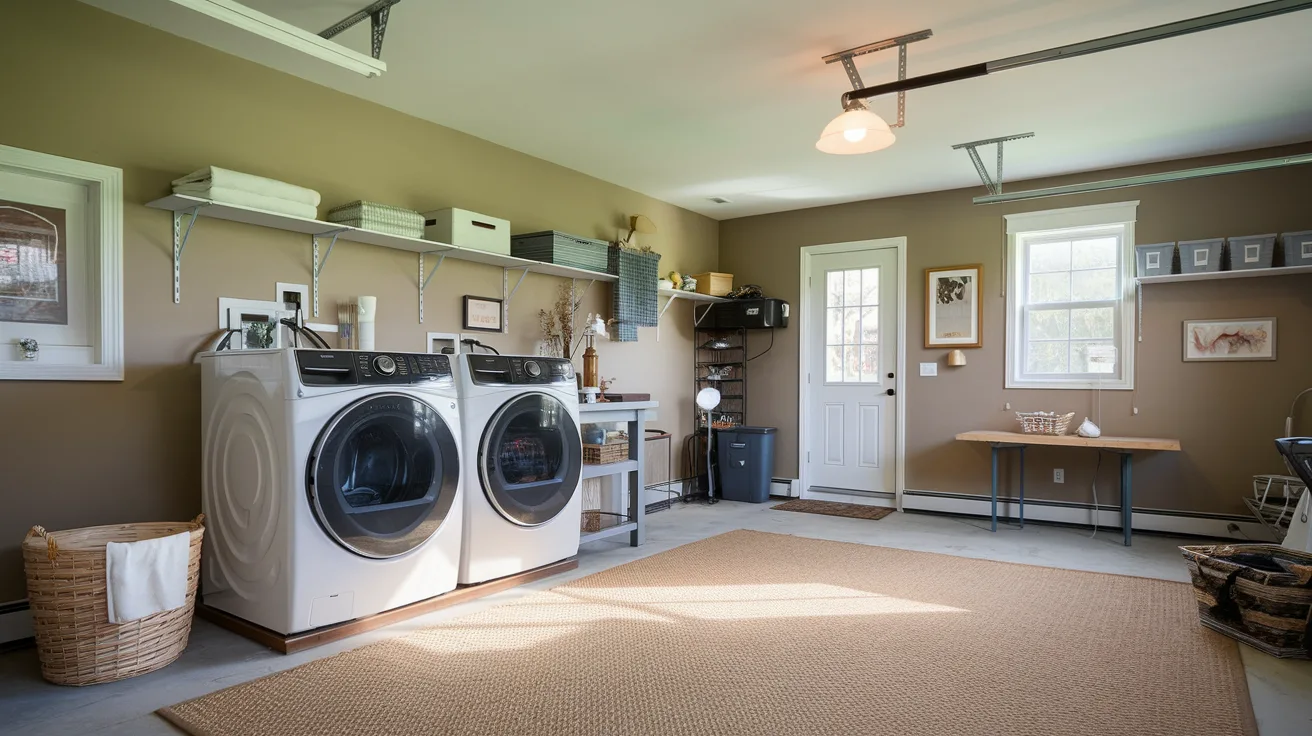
xmin=455 ymin=353 xmax=583 ymax=585
xmin=199 ymin=348 xmax=463 ymax=635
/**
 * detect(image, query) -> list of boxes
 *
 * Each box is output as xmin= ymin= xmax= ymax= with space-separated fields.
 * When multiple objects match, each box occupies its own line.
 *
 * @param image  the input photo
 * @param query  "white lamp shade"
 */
xmin=696 ymin=387 xmax=722 ymax=410
xmin=816 ymin=108 xmax=896 ymax=154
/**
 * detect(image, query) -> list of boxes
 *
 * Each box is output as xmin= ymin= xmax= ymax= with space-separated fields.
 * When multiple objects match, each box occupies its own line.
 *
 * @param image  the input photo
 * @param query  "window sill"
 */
xmin=1006 ymin=379 xmax=1133 ymax=391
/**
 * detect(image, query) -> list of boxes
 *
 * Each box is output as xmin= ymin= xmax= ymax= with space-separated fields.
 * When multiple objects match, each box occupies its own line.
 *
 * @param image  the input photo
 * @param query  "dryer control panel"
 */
xmin=467 ymin=354 xmax=574 ymax=386
xmin=296 ymin=350 xmax=452 ymax=386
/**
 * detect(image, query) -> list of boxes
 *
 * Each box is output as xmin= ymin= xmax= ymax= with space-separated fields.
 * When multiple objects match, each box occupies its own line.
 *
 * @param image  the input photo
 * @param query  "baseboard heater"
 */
xmin=0 ymin=599 xmax=34 ymax=648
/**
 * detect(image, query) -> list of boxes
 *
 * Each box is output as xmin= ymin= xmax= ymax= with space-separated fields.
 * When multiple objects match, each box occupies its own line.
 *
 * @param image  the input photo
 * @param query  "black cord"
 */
xmin=746 ymin=328 xmax=775 ymax=361
xmin=461 ymin=339 xmax=499 ymax=355
xmin=280 ymin=319 xmax=331 ymax=350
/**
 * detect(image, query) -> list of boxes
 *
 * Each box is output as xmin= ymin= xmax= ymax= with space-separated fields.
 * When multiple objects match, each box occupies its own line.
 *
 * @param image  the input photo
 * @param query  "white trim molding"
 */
xmin=1004 ymin=201 xmax=1138 ymax=391
xmin=798 ymin=237 xmax=908 ymax=509
xmin=0 ymin=144 xmax=123 ymax=381
xmin=0 ymin=601 xmax=33 ymax=645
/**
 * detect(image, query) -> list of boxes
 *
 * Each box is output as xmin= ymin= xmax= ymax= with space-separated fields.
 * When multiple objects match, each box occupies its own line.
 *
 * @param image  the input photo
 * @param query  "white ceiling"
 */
xmin=84 ymin=0 xmax=1312 ymax=219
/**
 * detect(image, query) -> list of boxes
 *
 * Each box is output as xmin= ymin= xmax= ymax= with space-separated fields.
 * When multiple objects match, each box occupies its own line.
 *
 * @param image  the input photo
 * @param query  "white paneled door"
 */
xmin=806 ymin=246 xmax=899 ymax=495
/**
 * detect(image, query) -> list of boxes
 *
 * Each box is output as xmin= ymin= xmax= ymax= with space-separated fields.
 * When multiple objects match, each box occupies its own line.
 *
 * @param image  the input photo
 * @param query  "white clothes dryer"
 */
xmin=200 ymin=348 xmax=463 ymax=634
xmin=454 ymin=353 xmax=583 ymax=585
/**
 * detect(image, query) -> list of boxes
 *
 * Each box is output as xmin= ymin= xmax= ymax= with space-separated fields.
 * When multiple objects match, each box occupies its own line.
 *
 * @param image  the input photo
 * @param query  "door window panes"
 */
xmin=825 ymin=267 xmax=880 ymax=383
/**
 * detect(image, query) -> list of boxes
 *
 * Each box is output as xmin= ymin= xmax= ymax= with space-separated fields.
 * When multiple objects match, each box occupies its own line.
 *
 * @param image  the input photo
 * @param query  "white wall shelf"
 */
xmin=1136 ymin=265 xmax=1312 ymax=284
xmin=656 ymin=287 xmax=728 ymax=340
xmin=145 ymin=194 xmax=616 ymax=325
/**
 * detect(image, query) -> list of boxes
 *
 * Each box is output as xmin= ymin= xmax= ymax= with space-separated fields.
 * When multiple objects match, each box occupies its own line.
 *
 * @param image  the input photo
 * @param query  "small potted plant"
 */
xmin=17 ymin=337 xmax=39 ymax=361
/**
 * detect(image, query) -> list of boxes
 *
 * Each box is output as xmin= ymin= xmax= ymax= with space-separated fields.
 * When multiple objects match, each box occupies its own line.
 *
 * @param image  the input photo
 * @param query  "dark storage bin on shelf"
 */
xmin=1280 ymin=231 xmax=1312 ymax=268
xmin=1179 ymin=543 xmax=1312 ymax=659
xmin=1178 ymin=238 xmax=1224 ymax=274
xmin=1227 ymin=234 xmax=1277 ymax=271
xmin=510 ymin=231 xmax=610 ymax=273
xmin=706 ymin=298 xmax=790 ymax=329
xmin=716 ymin=427 xmax=777 ymax=503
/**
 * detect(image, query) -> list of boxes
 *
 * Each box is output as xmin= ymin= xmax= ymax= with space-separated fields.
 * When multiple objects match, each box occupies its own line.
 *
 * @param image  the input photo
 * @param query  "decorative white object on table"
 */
xmin=357 ymin=296 xmax=377 ymax=351
xmin=1077 ymin=418 xmax=1102 ymax=438
xmin=105 ymin=531 xmax=190 ymax=624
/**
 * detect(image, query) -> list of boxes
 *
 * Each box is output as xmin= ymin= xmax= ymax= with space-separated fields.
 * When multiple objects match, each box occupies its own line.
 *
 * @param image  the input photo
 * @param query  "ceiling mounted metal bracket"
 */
xmin=951 ymin=133 xmax=1035 ymax=195
xmin=823 ymin=29 xmax=932 ymax=127
xmin=320 ymin=0 xmax=402 ymax=60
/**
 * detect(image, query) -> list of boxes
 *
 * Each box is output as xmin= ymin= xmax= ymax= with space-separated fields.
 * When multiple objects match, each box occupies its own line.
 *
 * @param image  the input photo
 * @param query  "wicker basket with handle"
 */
xmin=1015 ymin=411 xmax=1075 ymax=436
xmin=22 ymin=515 xmax=205 ymax=686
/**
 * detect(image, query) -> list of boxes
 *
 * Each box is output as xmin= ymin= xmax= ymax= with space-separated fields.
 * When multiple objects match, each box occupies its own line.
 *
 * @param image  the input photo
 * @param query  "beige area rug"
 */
xmin=159 ymin=531 xmax=1256 ymax=736
xmin=772 ymin=498 xmax=896 ymax=521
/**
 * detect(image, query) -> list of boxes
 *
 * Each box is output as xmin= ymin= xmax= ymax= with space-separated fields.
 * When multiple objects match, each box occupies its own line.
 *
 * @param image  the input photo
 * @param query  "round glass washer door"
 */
xmin=307 ymin=393 xmax=460 ymax=558
xmin=479 ymin=392 xmax=582 ymax=527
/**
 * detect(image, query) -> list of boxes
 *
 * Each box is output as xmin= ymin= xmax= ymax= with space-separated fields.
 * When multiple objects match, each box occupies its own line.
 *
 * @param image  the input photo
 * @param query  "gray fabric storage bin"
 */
xmin=1227 ymin=234 xmax=1277 ymax=271
xmin=715 ymin=427 xmax=776 ymax=503
xmin=1178 ymin=238 xmax=1224 ymax=274
xmin=1135 ymin=243 xmax=1176 ymax=277
xmin=511 ymin=231 xmax=610 ymax=273
xmin=1280 ymin=231 xmax=1312 ymax=268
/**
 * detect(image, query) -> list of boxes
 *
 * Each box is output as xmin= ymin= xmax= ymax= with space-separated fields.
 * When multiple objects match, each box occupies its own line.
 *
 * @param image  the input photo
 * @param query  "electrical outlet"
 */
xmin=1053 ymin=468 xmax=1065 ymax=484
xmin=919 ymin=362 xmax=938 ymax=377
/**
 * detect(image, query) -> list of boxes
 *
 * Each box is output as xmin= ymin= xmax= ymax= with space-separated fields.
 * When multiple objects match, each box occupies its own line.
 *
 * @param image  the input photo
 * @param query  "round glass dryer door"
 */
xmin=308 ymin=393 xmax=460 ymax=558
xmin=479 ymin=392 xmax=582 ymax=527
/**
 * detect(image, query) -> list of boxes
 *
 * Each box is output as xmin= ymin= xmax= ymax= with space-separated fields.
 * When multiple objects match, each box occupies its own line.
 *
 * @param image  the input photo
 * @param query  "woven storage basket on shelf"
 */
xmin=1015 ymin=411 xmax=1075 ymax=436
xmin=22 ymin=516 xmax=205 ymax=686
xmin=583 ymin=443 xmax=629 ymax=465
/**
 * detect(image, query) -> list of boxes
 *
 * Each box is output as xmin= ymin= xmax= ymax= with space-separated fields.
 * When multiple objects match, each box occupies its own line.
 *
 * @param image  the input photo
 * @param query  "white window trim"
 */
xmin=1005 ymin=201 xmax=1138 ymax=391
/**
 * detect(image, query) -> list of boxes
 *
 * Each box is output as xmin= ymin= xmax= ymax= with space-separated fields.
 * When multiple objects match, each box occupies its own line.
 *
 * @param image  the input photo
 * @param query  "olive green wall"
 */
xmin=720 ymin=143 xmax=1312 ymax=518
xmin=0 ymin=0 xmax=718 ymax=602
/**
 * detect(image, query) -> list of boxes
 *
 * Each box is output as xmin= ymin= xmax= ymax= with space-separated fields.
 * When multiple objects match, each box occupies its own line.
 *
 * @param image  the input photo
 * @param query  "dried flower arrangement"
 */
xmin=538 ymin=282 xmax=585 ymax=359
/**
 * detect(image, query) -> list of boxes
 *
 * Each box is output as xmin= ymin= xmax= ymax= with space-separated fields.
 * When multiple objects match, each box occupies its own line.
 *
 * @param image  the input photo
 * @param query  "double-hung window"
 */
xmin=1005 ymin=202 xmax=1138 ymax=390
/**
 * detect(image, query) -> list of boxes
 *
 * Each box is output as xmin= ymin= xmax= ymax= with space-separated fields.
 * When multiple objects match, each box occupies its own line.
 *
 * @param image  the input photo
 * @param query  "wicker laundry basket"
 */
xmin=22 ymin=515 xmax=205 ymax=686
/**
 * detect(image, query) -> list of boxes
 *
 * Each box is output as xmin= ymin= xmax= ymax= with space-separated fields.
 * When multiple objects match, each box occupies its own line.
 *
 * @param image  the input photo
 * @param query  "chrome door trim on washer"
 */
xmin=307 ymin=392 xmax=460 ymax=559
xmin=478 ymin=391 xmax=582 ymax=527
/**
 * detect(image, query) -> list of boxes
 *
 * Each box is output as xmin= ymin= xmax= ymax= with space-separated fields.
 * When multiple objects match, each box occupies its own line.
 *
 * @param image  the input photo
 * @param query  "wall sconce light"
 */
xmin=947 ymin=349 xmax=967 ymax=367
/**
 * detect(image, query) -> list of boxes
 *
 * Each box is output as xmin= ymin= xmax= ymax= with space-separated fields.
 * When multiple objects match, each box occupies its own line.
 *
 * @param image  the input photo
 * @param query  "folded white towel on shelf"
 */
xmin=105 ymin=531 xmax=190 ymax=624
xmin=171 ymin=166 xmax=321 ymax=207
xmin=171 ymin=184 xmax=319 ymax=220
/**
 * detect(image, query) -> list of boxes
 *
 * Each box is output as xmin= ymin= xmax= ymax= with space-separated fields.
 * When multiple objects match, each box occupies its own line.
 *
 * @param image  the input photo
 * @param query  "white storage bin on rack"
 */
xmin=423 ymin=208 xmax=510 ymax=254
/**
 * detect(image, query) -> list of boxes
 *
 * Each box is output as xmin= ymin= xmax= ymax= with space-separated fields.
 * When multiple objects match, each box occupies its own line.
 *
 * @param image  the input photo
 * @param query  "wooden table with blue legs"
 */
xmin=956 ymin=431 xmax=1182 ymax=546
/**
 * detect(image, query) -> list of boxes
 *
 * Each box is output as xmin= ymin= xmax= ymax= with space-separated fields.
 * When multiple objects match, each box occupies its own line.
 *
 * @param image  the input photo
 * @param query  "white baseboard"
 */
xmin=901 ymin=490 xmax=1273 ymax=541
xmin=0 ymin=602 xmax=33 ymax=645
xmin=771 ymin=478 xmax=801 ymax=497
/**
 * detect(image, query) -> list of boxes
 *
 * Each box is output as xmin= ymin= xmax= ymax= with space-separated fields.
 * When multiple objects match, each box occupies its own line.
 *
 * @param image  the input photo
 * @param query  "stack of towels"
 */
xmin=172 ymin=166 xmax=321 ymax=220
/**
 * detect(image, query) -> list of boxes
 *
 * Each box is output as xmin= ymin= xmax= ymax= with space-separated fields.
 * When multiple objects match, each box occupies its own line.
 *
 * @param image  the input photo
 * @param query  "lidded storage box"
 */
xmin=715 ymin=426 xmax=777 ymax=503
xmin=423 ymin=208 xmax=510 ymax=254
xmin=1177 ymin=238 xmax=1224 ymax=274
xmin=1135 ymin=243 xmax=1176 ymax=277
xmin=1227 ymin=234 xmax=1277 ymax=271
xmin=511 ymin=231 xmax=610 ymax=273
xmin=692 ymin=272 xmax=734 ymax=297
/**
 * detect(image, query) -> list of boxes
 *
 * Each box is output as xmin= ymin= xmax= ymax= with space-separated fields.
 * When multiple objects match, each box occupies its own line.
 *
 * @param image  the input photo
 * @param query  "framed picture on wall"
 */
xmin=1183 ymin=318 xmax=1276 ymax=362
xmin=0 ymin=144 xmax=123 ymax=380
xmin=925 ymin=264 xmax=982 ymax=349
xmin=462 ymin=295 xmax=503 ymax=332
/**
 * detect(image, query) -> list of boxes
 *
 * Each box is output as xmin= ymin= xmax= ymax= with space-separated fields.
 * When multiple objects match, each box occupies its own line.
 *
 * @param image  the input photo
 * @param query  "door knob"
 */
xmin=887 ymin=373 xmax=894 ymax=379
xmin=886 ymin=388 xmax=896 ymax=396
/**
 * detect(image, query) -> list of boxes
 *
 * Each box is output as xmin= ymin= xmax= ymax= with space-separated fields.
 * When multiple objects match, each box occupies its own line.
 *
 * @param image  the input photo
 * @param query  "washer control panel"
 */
xmin=296 ymin=350 xmax=452 ymax=386
xmin=467 ymin=354 xmax=574 ymax=386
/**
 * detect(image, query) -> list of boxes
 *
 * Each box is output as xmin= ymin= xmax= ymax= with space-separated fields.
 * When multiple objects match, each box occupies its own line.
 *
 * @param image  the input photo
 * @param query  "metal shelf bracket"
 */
xmin=312 ymin=228 xmax=349 ymax=318
xmin=500 ymin=266 xmax=531 ymax=334
xmin=172 ymin=205 xmax=204 ymax=303
xmin=418 ymin=251 xmax=447 ymax=323
xmin=319 ymin=0 xmax=401 ymax=60
xmin=951 ymin=132 xmax=1035 ymax=195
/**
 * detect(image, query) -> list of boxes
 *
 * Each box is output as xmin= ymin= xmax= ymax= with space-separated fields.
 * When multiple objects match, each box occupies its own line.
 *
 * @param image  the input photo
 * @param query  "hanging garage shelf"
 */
xmin=145 ymin=194 xmax=616 ymax=327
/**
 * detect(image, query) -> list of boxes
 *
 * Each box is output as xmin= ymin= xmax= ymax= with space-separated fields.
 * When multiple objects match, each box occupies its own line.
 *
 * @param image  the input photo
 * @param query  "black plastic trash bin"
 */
xmin=716 ymin=426 xmax=776 ymax=503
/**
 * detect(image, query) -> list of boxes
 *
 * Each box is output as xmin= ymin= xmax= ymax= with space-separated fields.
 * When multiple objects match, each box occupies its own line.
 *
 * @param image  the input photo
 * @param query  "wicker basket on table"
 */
xmin=21 ymin=515 xmax=205 ymax=686
xmin=583 ymin=442 xmax=629 ymax=465
xmin=1015 ymin=411 xmax=1075 ymax=436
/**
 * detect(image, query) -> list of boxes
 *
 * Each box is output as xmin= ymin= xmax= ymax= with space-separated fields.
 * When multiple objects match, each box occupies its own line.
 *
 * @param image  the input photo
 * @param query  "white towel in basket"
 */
xmin=105 ymin=531 xmax=190 ymax=624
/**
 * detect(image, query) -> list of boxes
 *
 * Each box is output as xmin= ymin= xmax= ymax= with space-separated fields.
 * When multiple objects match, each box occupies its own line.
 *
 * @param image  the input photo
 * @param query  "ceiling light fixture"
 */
xmin=816 ymin=30 xmax=932 ymax=155
xmin=163 ymin=0 xmax=388 ymax=77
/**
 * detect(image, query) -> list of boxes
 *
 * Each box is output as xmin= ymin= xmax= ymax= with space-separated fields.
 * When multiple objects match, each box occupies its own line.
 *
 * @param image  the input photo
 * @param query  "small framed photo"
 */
xmin=1183 ymin=318 xmax=1276 ymax=362
xmin=925 ymin=264 xmax=983 ymax=349
xmin=463 ymin=295 xmax=503 ymax=332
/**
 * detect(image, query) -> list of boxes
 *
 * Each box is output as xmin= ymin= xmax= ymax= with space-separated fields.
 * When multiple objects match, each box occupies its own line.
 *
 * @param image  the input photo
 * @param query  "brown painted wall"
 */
xmin=0 ymin=1 xmax=718 ymax=601
xmin=720 ymin=144 xmax=1312 ymax=517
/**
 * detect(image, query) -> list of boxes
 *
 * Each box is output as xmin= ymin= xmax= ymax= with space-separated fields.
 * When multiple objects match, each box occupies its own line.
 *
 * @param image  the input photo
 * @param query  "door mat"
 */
xmin=771 ymin=499 xmax=895 ymax=521
xmin=158 ymin=530 xmax=1256 ymax=736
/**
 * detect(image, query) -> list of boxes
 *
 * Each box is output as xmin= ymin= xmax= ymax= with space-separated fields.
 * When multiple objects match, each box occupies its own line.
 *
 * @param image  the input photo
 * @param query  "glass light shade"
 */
xmin=816 ymin=108 xmax=896 ymax=154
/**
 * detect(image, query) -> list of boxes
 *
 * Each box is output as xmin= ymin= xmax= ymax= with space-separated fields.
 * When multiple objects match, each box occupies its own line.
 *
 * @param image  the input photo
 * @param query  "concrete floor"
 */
xmin=2 ymin=502 xmax=1310 ymax=735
